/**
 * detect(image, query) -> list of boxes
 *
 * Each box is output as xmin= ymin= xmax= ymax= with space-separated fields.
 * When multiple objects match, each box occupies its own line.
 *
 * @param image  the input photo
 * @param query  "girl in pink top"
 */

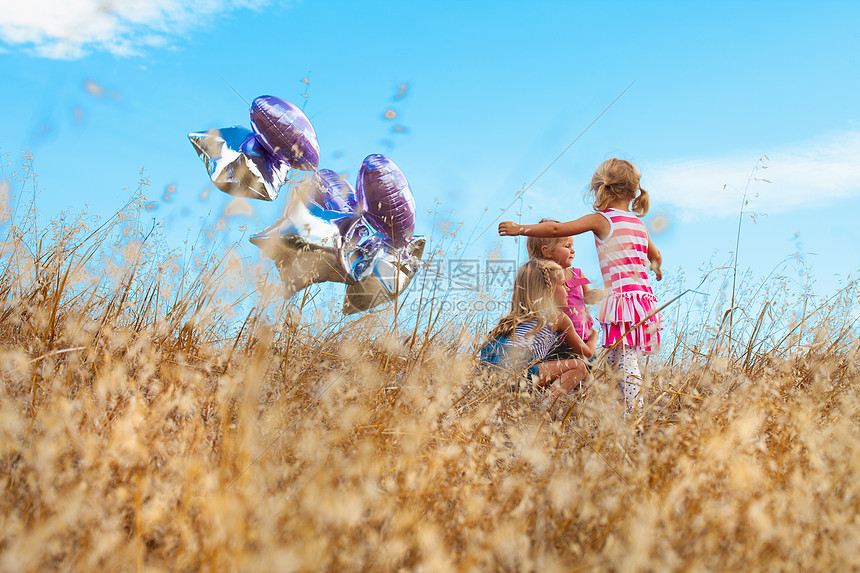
xmin=499 ymin=158 xmax=663 ymax=413
xmin=526 ymin=222 xmax=598 ymax=352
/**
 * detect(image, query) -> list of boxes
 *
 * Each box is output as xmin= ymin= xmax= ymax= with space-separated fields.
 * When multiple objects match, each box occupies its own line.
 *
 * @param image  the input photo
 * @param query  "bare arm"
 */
xmin=579 ymin=286 xmax=599 ymax=343
xmin=556 ymin=314 xmax=594 ymax=358
xmin=585 ymin=326 xmax=598 ymax=355
xmin=499 ymin=213 xmax=609 ymax=240
xmin=647 ymin=237 xmax=663 ymax=281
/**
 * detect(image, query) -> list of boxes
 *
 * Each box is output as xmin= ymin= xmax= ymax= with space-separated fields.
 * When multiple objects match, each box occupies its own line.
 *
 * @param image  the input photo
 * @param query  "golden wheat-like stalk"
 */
xmin=1 ymin=180 xmax=858 ymax=571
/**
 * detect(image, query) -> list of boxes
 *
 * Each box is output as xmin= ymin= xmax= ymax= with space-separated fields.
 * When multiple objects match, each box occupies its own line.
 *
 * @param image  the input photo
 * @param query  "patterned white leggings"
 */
xmin=605 ymin=344 xmax=643 ymax=413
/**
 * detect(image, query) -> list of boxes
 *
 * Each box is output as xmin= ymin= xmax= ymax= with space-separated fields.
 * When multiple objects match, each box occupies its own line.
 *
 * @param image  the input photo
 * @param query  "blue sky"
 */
xmin=1 ymin=0 xmax=859 ymax=310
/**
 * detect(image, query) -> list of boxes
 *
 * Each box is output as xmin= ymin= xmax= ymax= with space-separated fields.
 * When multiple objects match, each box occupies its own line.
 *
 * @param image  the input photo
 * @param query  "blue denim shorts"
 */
xmin=479 ymin=336 xmax=539 ymax=391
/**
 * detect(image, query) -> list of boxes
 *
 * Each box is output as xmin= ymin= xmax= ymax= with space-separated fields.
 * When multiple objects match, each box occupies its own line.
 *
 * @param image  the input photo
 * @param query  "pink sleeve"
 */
xmin=567 ymin=267 xmax=590 ymax=287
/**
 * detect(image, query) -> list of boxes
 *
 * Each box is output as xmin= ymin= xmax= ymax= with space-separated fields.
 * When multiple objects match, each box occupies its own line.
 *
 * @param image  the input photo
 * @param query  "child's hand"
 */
xmin=498 ymin=221 xmax=522 ymax=236
xmin=647 ymin=238 xmax=663 ymax=281
xmin=583 ymin=288 xmax=604 ymax=305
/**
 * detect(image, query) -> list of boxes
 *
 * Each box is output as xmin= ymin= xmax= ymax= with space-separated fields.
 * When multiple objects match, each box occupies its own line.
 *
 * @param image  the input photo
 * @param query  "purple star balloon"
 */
xmin=250 ymin=96 xmax=320 ymax=171
xmin=189 ymin=96 xmax=426 ymax=313
xmin=357 ymin=154 xmax=416 ymax=248
xmin=311 ymin=169 xmax=363 ymax=235
xmin=312 ymin=169 xmax=359 ymax=214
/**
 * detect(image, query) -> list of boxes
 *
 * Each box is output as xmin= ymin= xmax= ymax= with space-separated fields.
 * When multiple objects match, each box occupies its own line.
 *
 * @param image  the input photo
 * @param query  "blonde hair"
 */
xmin=589 ymin=157 xmax=650 ymax=217
xmin=526 ymin=218 xmax=570 ymax=260
xmin=488 ymin=259 xmax=563 ymax=340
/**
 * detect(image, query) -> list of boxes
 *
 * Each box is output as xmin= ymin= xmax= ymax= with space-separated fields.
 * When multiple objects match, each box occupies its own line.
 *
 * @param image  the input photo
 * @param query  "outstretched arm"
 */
xmin=499 ymin=214 xmax=609 ymax=240
xmin=647 ymin=237 xmax=663 ymax=281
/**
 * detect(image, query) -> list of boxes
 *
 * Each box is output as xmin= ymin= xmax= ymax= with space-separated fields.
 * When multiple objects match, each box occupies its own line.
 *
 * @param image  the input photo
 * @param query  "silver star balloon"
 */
xmin=343 ymin=235 xmax=426 ymax=314
xmin=250 ymin=176 xmax=426 ymax=312
xmin=189 ymin=95 xmax=426 ymax=314
xmin=189 ymin=127 xmax=290 ymax=201
xmin=250 ymin=176 xmax=349 ymax=298
xmin=336 ymin=217 xmax=383 ymax=283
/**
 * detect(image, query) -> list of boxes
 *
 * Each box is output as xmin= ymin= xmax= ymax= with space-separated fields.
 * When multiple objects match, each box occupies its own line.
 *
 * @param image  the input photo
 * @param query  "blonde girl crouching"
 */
xmin=479 ymin=258 xmax=594 ymax=403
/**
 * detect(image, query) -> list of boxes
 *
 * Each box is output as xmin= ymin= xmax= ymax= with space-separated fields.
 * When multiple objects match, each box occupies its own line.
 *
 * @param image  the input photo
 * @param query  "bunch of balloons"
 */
xmin=189 ymin=95 xmax=425 ymax=314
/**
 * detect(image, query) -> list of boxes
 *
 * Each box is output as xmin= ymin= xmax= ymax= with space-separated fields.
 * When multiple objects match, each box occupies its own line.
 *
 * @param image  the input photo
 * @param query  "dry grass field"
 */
xmin=1 ymin=181 xmax=858 ymax=571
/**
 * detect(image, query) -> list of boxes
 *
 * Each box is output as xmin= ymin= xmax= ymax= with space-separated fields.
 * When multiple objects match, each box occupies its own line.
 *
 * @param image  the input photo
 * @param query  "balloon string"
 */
xmin=466 ymin=80 xmax=636 ymax=249
xmin=221 ymin=77 xmax=250 ymax=106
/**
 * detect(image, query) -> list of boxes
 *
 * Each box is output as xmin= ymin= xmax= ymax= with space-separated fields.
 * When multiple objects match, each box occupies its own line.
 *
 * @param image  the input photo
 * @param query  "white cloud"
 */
xmin=0 ymin=0 xmax=268 ymax=59
xmin=644 ymin=130 xmax=860 ymax=218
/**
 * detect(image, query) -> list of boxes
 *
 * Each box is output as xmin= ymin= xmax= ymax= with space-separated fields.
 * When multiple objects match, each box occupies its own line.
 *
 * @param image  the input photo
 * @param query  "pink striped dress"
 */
xmin=594 ymin=208 xmax=661 ymax=353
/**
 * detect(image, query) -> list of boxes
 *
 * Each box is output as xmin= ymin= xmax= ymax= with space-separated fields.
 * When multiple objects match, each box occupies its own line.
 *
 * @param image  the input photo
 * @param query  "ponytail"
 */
xmin=589 ymin=157 xmax=648 ymax=215
xmin=487 ymin=314 xmax=520 ymax=340
xmin=631 ymin=187 xmax=650 ymax=217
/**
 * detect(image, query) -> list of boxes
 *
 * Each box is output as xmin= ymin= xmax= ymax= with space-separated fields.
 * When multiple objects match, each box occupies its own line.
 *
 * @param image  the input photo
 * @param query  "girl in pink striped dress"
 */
xmin=498 ymin=158 xmax=663 ymax=413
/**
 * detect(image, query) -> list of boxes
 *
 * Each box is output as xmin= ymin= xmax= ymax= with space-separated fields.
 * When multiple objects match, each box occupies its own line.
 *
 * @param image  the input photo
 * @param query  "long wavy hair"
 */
xmin=589 ymin=157 xmax=650 ymax=217
xmin=488 ymin=259 xmax=563 ymax=341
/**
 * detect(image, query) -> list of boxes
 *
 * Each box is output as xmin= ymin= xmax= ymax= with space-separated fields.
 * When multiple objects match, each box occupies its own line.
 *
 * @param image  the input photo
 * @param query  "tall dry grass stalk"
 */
xmin=1 ymin=172 xmax=858 ymax=571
